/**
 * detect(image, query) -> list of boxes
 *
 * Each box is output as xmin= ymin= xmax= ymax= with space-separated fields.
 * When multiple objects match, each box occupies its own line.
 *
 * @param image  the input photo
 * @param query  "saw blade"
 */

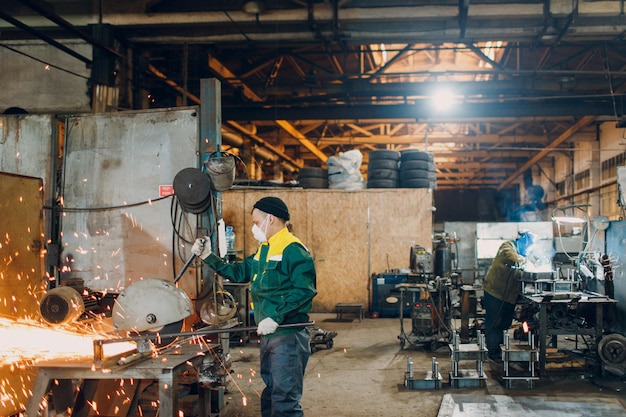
xmin=140 ymin=319 xmax=185 ymax=349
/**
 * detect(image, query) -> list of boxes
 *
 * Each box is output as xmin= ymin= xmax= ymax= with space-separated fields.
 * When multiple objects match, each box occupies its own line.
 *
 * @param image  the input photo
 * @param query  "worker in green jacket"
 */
xmin=483 ymin=231 xmax=535 ymax=361
xmin=192 ymin=196 xmax=317 ymax=417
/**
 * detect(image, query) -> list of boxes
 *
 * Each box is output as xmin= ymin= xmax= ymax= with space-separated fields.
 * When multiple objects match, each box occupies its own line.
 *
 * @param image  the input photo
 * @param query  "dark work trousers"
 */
xmin=484 ymin=291 xmax=515 ymax=360
xmin=260 ymin=329 xmax=310 ymax=417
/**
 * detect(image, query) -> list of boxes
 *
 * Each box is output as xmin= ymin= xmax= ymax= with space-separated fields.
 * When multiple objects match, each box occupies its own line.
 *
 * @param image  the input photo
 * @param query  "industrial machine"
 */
xmin=372 ymin=236 xmax=459 ymax=320
xmin=31 ymin=160 xmax=244 ymax=417
xmin=371 ymin=272 xmax=413 ymax=317
xmin=39 ymin=278 xmax=116 ymax=325
xmin=397 ymin=277 xmax=453 ymax=350
xmin=433 ymin=232 xmax=458 ymax=278
xmin=111 ymin=278 xmax=194 ymax=345
xmin=502 ymin=209 xmax=626 ymax=377
xmin=391 ymin=243 xmax=457 ymax=350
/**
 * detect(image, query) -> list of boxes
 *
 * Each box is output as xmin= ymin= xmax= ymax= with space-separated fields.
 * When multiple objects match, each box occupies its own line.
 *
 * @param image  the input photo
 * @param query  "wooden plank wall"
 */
xmin=221 ymin=189 xmax=433 ymax=313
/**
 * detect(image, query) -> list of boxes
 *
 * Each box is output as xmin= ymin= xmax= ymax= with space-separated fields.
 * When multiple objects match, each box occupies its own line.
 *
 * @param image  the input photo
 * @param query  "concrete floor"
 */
xmin=221 ymin=313 xmax=626 ymax=417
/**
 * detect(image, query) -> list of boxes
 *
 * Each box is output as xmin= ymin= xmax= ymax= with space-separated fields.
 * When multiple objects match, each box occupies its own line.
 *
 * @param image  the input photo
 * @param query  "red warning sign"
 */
xmin=159 ymin=185 xmax=174 ymax=197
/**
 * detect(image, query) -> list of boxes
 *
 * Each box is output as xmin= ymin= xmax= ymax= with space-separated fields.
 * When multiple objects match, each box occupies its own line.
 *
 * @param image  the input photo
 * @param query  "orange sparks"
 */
xmin=87 ymin=400 xmax=97 ymax=412
xmin=0 ymin=317 xmax=135 ymax=366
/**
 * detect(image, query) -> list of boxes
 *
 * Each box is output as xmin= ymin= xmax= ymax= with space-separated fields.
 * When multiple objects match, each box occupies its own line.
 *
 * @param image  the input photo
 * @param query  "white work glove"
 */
xmin=191 ymin=237 xmax=212 ymax=260
xmin=256 ymin=317 xmax=279 ymax=335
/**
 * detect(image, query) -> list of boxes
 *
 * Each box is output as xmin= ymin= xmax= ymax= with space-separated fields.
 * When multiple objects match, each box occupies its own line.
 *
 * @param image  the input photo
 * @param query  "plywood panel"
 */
xmin=0 ymin=173 xmax=45 ymax=416
xmin=305 ymin=190 xmax=369 ymax=312
xmin=0 ymin=173 xmax=45 ymax=318
xmin=221 ymin=188 xmax=433 ymax=313
xmin=368 ymin=189 xmax=433 ymax=276
xmin=222 ymin=190 xmax=310 ymax=259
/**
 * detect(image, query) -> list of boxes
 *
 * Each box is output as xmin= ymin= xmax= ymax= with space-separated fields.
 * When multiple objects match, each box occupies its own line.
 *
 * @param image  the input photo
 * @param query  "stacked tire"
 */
xmin=366 ymin=150 xmax=400 ymax=189
xmin=298 ymin=167 xmax=329 ymax=189
xmin=399 ymin=150 xmax=437 ymax=190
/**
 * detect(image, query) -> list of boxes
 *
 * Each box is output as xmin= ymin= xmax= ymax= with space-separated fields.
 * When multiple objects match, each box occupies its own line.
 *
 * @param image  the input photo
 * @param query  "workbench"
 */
xmin=522 ymin=291 xmax=617 ymax=375
xmin=26 ymin=344 xmax=214 ymax=417
xmin=335 ymin=302 xmax=364 ymax=322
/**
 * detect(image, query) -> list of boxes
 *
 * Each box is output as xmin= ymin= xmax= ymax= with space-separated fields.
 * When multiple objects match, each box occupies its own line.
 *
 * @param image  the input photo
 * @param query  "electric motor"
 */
xmin=40 ymin=286 xmax=85 ymax=325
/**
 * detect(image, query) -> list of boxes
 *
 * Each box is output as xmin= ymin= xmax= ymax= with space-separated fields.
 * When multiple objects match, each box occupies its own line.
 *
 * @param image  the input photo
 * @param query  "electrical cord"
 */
xmin=0 ymin=43 xmax=89 ymax=80
xmin=44 ymin=195 xmax=172 ymax=212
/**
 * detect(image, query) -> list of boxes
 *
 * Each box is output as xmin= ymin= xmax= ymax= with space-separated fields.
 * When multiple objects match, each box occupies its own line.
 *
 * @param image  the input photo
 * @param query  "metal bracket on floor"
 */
xmin=501 ymin=330 xmax=539 ymax=389
xmin=449 ymin=330 xmax=488 ymax=388
xmin=404 ymin=357 xmax=443 ymax=390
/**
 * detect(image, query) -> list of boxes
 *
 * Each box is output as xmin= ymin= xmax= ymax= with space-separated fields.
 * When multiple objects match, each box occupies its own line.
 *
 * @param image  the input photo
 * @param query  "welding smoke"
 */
xmin=523 ymin=242 xmax=555 ymax=273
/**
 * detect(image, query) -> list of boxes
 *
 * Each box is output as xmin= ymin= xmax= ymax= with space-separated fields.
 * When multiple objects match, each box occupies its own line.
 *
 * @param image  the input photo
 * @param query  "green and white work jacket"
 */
xmin=203 ymin=227 xmax=317 ymax=337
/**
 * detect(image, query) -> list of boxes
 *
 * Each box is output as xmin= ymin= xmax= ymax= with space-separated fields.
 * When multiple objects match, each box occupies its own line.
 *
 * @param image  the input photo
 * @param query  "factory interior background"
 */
xmin=3 ymin=0 xmax=626 ymax=416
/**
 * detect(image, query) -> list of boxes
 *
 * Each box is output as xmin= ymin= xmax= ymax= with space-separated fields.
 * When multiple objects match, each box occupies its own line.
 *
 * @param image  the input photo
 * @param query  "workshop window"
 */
xmin=574 ymin=169 xmax=590 ymax=190
xmin=555 ymin=179 xmax=567 ymax=197
xmin=600 ymin=183 xmax=621 ymax=219
xmin=601 ymin=151 xmax=626 ymax=181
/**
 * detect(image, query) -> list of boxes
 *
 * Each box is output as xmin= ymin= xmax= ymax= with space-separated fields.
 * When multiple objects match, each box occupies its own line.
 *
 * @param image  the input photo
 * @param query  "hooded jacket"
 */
xmin=203 ymin=227 xmax=317 ymax=336
xmin=482 ymin=240 xmax=525 ymax=305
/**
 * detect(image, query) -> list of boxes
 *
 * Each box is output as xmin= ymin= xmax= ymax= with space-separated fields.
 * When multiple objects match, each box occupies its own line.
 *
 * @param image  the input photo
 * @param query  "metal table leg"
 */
xmin=539 ymin=302 xmax=547 ymax=375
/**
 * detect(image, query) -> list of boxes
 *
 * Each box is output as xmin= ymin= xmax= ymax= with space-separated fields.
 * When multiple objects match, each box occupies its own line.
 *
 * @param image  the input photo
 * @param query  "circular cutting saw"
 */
xmin=112 ymin=278 xmax=193 ymax=350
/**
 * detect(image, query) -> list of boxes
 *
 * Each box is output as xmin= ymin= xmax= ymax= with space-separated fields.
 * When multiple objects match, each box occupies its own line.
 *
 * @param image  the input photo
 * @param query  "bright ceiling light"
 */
xmin=431 ymin=88 xmax=456 ymax=111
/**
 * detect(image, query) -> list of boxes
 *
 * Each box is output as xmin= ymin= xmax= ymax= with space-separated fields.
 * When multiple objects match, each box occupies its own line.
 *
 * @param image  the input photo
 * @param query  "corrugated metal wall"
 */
xmin=59 ymin=108 xmax=200 ymax=294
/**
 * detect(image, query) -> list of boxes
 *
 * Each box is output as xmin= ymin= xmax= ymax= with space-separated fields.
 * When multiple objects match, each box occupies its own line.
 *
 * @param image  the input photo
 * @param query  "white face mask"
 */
xmin=251 ymin=215 xmax=270 ymax=242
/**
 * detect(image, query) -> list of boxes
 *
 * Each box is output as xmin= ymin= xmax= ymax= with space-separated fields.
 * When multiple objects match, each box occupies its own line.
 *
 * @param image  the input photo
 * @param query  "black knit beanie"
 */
xmin=253 ymin=196 xmax=290 ymax=220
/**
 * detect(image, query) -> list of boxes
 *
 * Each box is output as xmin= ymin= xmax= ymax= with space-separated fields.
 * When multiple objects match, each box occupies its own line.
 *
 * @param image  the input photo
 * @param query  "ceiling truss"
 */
xmin=1 ymin=0 xmax=626 ymax=190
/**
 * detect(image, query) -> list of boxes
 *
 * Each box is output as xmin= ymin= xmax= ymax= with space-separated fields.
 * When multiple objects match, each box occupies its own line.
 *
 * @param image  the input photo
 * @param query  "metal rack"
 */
xmin=448 ymin=330 xmax=488 ymax=388
xmin=501 ymin=330 xmax=539 ymax=389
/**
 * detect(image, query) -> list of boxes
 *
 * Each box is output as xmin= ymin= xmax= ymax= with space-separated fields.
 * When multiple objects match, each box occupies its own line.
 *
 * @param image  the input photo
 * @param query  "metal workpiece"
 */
xmin=502 ymin=344 xmax=539 ymax=366
xmin=501 ymin=330 xmax=540 ymax=389
xmin=524 ymin=278 xmax=575 ymax=294
xmin=448 ymin=330 xmax=488 ymax=388
xmin=449 ymin=331 xmax=488 ymax=362
xmin=404 ymin=357 xmax=443 ymax=390
xmin=93 ymin=321 xmax=315 ymax=364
